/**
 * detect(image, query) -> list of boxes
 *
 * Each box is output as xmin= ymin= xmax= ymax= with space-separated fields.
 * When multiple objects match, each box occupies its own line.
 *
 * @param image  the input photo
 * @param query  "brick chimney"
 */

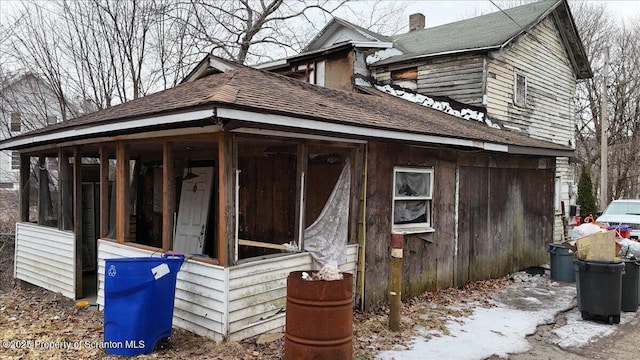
xmin=409 ymin=13 xmax=425 ymax=31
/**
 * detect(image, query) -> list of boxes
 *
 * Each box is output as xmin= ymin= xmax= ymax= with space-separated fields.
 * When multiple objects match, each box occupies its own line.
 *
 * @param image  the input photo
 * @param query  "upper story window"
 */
xmin=514 ymin=69 xmax=527 ymax=107
xmin=392 ymin=167 xmax=434 ymax=234
xmin=302 ymin=60 xmax=325 ymax=87
xmin=11 ymin=112 xmax=21 ymax=132
xmin=46 ymin=115 xmax=58 ymax=125
xmin=11 ymin=151 xmax=20 ymax=170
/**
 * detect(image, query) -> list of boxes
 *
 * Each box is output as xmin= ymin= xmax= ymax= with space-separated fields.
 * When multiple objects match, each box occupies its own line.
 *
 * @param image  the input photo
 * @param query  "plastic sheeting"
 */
xmin=303 ymin=162 xmax=350 ymax=270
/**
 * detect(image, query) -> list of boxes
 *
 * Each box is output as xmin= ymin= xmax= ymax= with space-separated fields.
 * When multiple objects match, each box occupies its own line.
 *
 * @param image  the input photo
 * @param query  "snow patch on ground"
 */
xmin=377 ymin=273 xmax=640 ymax=360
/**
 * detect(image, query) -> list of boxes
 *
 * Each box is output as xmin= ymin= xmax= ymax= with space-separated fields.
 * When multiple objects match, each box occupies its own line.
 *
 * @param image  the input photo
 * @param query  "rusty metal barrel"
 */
xmin=285 ymin=271 xmax=353 ymax=360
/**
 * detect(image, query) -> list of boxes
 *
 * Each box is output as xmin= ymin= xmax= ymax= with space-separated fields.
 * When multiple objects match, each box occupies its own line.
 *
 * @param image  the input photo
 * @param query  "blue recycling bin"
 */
xmin=104 ymin=254 xmax=184 ymax=356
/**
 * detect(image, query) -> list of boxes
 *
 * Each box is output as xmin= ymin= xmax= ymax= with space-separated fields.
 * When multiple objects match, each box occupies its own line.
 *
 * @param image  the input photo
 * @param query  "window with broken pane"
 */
xmin=392 ymin=167 xmax=433 ymax=231
xmin=514 ymin=70 xmax=527 ymax=107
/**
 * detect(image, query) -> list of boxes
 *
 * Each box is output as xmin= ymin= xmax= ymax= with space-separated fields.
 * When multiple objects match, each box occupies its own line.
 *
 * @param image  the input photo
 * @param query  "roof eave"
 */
xmin=0 ymin=107 xmax=218 ymax=151
xmin=369 ymin=46 xmax=500 ymax=67
xmin=256 ymin=41 xmax=393 ymax=70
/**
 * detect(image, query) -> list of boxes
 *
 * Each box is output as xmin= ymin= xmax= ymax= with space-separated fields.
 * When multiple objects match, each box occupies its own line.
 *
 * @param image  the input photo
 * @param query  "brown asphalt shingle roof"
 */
xmin=1 ymin=65 xmax=571 ymax=153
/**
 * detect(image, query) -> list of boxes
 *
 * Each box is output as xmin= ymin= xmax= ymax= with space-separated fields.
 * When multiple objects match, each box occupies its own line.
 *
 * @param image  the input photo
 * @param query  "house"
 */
xmin=0 ymin=73 xmax=64 ymax=190
xmin=0 ymin=55 xmax=574 ymax=342
xmin=259 ymin=0 xmax=592 ymax=242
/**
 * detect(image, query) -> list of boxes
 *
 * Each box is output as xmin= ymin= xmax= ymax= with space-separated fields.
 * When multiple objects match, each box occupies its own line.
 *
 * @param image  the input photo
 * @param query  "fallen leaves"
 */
xmin=1 ymin=236 xmax=511 ymax=359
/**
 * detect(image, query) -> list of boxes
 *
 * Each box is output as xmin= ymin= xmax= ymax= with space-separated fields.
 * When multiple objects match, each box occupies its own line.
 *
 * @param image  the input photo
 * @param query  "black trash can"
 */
xmin=622 ymin=260 xmax=640 ymax=312
xmin=548 ymin=244 xmax=575 ymax=282
xmin=575 ymin=259 xmax=625 ymax=324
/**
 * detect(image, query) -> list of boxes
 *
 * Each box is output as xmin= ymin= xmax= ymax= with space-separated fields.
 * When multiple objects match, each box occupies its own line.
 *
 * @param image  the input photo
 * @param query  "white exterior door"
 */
xmin=173 ymin=167 xmax=214 ymax=255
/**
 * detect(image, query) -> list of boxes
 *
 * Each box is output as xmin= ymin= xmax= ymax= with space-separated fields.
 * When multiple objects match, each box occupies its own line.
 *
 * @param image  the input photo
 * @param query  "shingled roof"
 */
xmin=369 ymin=0 xmax=591 ymax=78
xmin=0 ymin=61 xmax=572 ymax=156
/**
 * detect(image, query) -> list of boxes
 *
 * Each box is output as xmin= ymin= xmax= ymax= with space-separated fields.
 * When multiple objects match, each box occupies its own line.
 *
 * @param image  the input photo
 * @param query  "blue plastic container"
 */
xmin=104 ymin=254 xmax=184 ymax=356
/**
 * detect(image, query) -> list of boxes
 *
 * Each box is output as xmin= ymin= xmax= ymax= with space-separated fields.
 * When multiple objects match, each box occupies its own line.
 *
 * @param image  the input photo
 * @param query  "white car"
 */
xmin=595 ymin=199 xmax=640 ymax=239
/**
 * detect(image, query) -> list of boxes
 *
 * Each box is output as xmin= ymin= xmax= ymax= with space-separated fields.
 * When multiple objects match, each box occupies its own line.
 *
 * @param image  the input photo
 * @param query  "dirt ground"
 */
xmin=2 ymin=233 xmax=640 ymax=359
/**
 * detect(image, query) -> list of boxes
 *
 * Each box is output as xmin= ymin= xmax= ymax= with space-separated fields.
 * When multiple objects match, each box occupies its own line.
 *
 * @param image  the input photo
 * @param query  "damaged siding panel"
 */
xmin=416 ymin=56 xmax=485 ymax=106
xmin=14 ymin=223 xmax=75 ymax=298
xmin=227 ymin=244 xmax=358 ymax=341
xmin=325 ymin=51 xmax=354 ymax=91
xmin=173 ymin=260 xmax=227 ymax=341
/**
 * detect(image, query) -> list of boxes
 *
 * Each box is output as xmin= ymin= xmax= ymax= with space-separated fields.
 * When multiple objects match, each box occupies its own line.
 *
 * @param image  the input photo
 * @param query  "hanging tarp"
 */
xmin=303 ymin=161 xmax=350 ymax=269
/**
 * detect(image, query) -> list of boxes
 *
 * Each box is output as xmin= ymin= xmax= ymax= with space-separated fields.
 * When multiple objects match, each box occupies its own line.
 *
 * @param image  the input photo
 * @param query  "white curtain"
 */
xmin=303 ymin=162 xmax=350 ymax=270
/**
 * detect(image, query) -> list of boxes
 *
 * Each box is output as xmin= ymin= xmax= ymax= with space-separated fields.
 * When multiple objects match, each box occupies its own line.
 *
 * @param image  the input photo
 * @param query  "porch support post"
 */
xmin=58 ymin=148 xmax=72 ymax=230
xmin=293 ymin=144 xmax=308 ymax=249
xmin=218 ymin=131 xmax=235 ymax=266
xmin=162 ymin=141 xmax=175 ymax=253
xmin=19 ymin=153 xmax=30 ymax=222
xmin=37 ymin=155 xmax=45 ymax=225
xmin=389 ymin=233 xmax=404 ymax=331
xmin=99 ymin=145 xmax=109 ymax=238
xmin=73 ymin=146 xmax=83 ymax=299
xmin=116 ymin=142 xmax=130 ymax=244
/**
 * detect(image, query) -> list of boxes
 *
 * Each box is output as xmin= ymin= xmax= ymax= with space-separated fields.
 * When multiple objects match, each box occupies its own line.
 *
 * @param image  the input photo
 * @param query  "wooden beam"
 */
xmin=293 ymin=144 xmax=308 ymax=248
xmin=217 ymin=132 xmax=235 ymax=266
xmin=116 ymin=142 xmax=130 ymax=244
xmin=162 ymin=141 xmax=175 ymax=253
xmin=99 ymin=146 xmax=109 ymax=238
xmin=73 ymin=146 xmax=83 ymax=299
xmin=19 ymin=153 xmax=30 ymax=222
xmin=37 ymin=155 xmax=45 ymax=225
xmin=59 ymin=149 xmax=74 ymax=230
xmin=238 ymin=239 xmax=286 ymax=250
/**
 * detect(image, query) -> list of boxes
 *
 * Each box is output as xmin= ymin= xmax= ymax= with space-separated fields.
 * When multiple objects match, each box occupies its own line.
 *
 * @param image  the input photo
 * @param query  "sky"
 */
xmin=402 ymin=1 xmax=640 ymax=29
xmin=376 ymin=271 xmax=639 ymax=359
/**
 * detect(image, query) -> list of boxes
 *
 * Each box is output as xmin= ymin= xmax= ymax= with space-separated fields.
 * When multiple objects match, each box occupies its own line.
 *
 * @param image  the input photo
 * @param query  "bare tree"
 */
xmin=180 ymin=0 xmax=349 ymax=64
xmin=572 ymin=1 xmax=640 ymax=202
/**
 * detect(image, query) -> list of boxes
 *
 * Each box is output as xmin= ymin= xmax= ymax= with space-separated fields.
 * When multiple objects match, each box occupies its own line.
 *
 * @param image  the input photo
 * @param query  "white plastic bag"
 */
xmin=571 ymin=223 xmax=605 ymax=240
xmin=617 ymin=238 xmax=640 ymax=259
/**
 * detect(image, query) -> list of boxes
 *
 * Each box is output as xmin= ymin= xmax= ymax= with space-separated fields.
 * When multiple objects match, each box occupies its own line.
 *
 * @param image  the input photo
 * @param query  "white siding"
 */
xmin=14 ymin=223 xmax=75 ymax=298
xmin=227 ymin=244 xmax=358 ymax=341
xmin=97 ymin=240 xmax=358 ymax=342
xmin=485 ymin=17 xmax=575 ymax=146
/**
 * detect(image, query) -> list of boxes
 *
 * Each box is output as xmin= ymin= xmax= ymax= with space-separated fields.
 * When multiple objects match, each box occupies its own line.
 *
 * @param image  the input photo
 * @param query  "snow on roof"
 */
xmin=374 ymin=84 xmax=500 ymax=129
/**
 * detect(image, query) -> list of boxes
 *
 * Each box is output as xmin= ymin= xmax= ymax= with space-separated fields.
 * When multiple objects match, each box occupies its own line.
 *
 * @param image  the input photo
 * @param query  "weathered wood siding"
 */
xmin=325 ymin=50 xmax=355 ymax=92
xmin=485 ymin=17 xmax=577 ymax=242
xmin=14 ymin=223 xmax=75 ymax=298
xmin=457 ymin=164 xmax=554 ymax=284
xmin=373 ymin=55 xmax=486 ymax=106
xmin=485 ymin=17 xmax=576 ymax=145
xmin=227 ymin=244 xmax=358 ymax=341
xmin=364 ymin=141 xmax=555 ymax=310
xmin=97 ymin=240 xmax=358 ymax=341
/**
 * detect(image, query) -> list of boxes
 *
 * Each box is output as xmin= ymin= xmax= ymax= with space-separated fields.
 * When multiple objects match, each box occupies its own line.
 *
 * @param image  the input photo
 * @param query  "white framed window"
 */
xmin=514 ymin=69 xmax=527 ymax=107
xmin=11 ymin=151 xmax=20 ymax=170
xmin=11 ymin=112 xmax=21 ymax=132
xmin=304 ymin=60 xmax=326 ymax=87
xmin=392 ymin=167 xmax=434 ymax=234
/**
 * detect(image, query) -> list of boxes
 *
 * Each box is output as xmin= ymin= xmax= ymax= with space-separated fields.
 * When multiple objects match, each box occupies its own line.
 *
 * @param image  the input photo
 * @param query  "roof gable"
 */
xmin=304 ymin=17 xmax=392 ymax=52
